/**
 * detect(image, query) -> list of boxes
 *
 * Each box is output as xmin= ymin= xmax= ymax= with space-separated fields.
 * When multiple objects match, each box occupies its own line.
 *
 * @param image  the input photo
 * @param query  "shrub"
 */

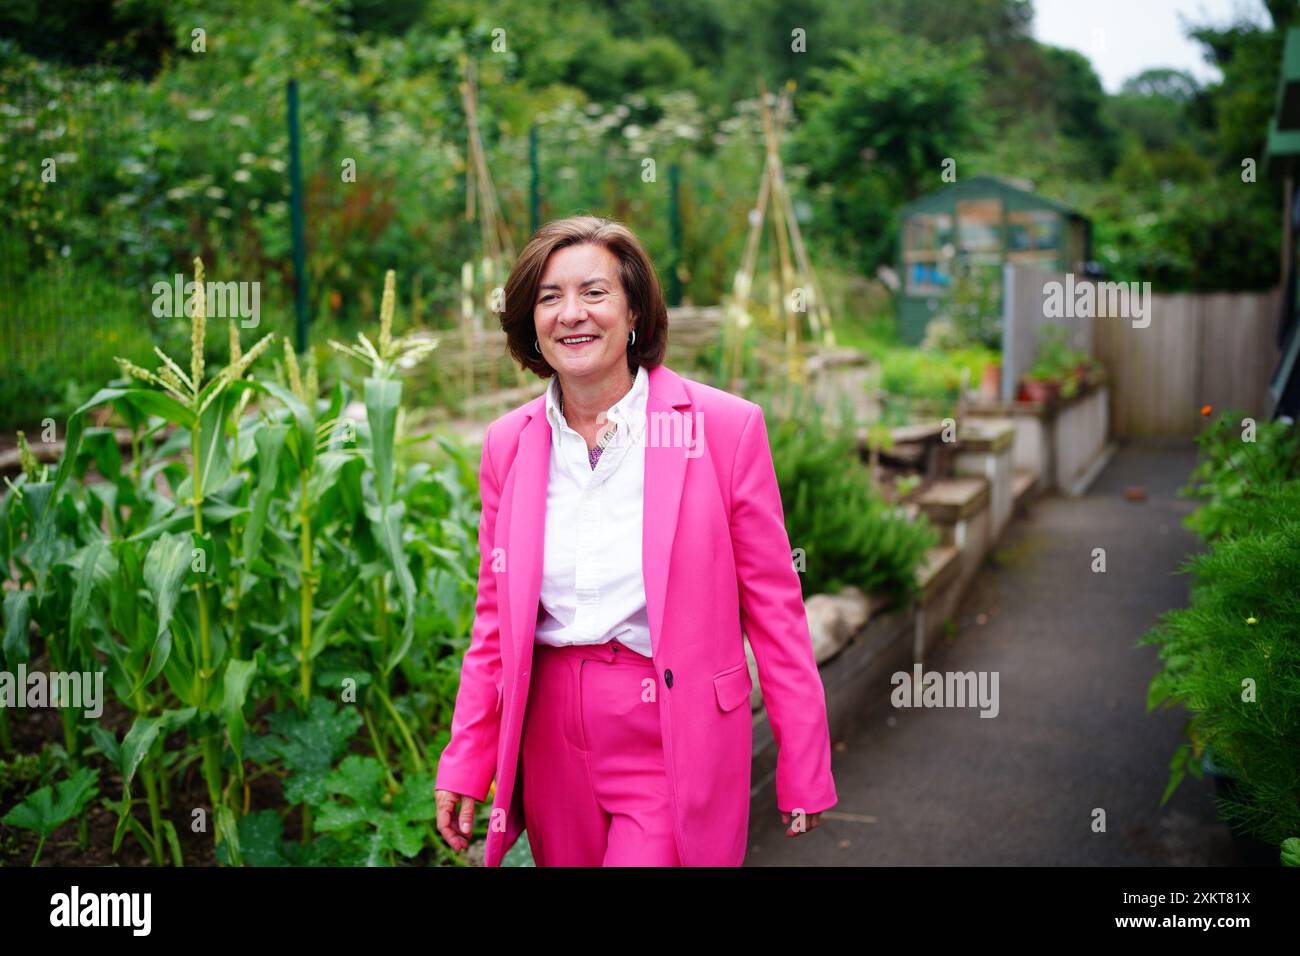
xmin=766 ymin=403 xmax=938 ymax=600
xmin=1179 ymin=411 xmax=1300 ymax=541
xmin=1140 ymin=421 xmax=1300 ymax=855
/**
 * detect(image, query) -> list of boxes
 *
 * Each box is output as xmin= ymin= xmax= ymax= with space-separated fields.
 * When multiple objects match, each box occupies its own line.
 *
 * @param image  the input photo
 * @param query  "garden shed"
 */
xmin=896 ymin=175 xmax=1092 ymax=345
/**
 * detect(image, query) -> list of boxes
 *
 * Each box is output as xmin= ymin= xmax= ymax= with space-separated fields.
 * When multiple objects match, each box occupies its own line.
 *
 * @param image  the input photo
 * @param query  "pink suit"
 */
xmin=433 ymin=362 xmax=838 ymax=866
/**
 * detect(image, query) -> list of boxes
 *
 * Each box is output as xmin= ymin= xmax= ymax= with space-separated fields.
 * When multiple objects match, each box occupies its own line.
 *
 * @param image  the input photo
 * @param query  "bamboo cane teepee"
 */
xmin=458 ymin=54 xmax=527 ymax=400
xmin=724 ymin=79 xmax=835 ymax=404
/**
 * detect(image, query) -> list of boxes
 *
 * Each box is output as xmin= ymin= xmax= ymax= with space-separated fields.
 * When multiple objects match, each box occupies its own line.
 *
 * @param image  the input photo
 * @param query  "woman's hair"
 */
xmin=501 ymin=215 xmax=669 ymax=377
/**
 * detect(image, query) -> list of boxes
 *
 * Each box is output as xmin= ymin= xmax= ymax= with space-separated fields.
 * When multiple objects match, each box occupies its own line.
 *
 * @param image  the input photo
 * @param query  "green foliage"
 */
xmin=1179 ymin=413 xmax=1300 ymax=541
xmin=0 ymin=0 xmax=173 ymax=74
xmin=312 ymin=756 xmax=441 ymax=864
xmin=1283 ymin=836 xmax=1300 ymax=866
xmin=1088 ymin=180 xmax=1279 ymax=292
xmin=0 ymin=269 xmax=482 ymax=866
xmin=1026 ymin=323 xmax=1095 ymax=397
xmin=0 ymin=752 xmax=44 ymax=798
xmin=793 ymin=27 xmax=988 ymax=277
xmin=873 ymin=343 xmax=997 ymax=421
xmin=1 ymin=767 xmax=99 ymax=865
xmin=2 ymin=0 xmax=1288 ymax=423
xmin=1140 ymin=421 xmax=1300 ymax=853
xmin=932 ymin=261 xmax=1002 ymax=350
xmin=767 ymin=404 xmax=938 ymax=600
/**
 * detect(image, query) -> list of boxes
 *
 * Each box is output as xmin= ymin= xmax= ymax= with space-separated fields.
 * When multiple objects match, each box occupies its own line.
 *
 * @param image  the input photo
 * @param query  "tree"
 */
xmin=791 ymin=28 xmax=987 ymax=276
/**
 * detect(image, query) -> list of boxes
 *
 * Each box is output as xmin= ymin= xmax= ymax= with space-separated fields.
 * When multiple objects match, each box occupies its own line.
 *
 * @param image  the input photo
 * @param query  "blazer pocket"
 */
xmin=713 ymin=661 xmax=754 ymax=713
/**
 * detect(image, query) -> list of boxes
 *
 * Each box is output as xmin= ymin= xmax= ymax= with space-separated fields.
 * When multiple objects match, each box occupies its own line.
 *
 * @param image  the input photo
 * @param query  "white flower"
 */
xmin=233 ymin=169 xmax=251 ymax=182
xmin=204 ymin=186 xmax=226 ymax=199
xmin=238 ymin=152 xmax=256 ymax=164
xmin=188 ymin=108 xmax=216 ymax=121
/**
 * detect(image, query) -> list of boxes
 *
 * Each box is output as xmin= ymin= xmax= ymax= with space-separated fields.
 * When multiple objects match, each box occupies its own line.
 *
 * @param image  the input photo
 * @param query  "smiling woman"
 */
xmin=432 ymin=215 xmax=838 ymax=867
xmin=502 ymin=218 xmax=666 ymax=423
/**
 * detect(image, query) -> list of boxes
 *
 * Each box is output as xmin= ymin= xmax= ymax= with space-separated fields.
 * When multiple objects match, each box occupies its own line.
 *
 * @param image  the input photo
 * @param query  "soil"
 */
xmin=0 ymin=650 xmax=289 ymax=867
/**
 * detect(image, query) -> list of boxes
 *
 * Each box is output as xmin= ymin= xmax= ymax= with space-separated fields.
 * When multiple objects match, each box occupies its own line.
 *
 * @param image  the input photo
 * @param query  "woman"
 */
xmin=433 ymin=215 xmax=837 ymax=866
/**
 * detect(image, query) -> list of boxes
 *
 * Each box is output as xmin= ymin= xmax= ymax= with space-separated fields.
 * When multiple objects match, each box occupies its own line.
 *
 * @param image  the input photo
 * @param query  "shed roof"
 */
xmin=899 ymin=174 xmax=1088 ymax=222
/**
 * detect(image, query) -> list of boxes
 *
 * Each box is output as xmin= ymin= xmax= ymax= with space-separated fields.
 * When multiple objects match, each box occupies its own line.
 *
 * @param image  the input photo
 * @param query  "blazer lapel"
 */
xmin=506 ymin=363 xmax=692 ymax=663
xmin=506 ymin=405 xmax=550 ymax=662
xmin=642 ymin=364 xmax=692 ymax=659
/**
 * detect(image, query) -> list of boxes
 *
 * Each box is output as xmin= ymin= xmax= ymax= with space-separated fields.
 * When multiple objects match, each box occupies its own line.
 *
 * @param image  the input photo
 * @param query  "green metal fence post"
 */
xmin=668 ymin=161 xmax=682 ymax=306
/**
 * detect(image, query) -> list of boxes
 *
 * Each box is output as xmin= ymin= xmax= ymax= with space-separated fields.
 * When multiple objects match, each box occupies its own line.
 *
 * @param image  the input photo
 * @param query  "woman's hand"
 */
xmin=781 ymin=810 xmax=822 ymax=837
xmin=435 ymin=789 xmax=477 ymax=852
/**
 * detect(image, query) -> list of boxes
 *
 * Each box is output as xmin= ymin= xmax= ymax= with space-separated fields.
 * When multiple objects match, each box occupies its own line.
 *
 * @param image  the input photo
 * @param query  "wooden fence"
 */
xmin=1003 ymin=265 xmax=1281 ymax=438
xmin=418 ymin=304 xmax=728 ymax=401
xmin=1094 ymin=289 xmax=1281 ymax=437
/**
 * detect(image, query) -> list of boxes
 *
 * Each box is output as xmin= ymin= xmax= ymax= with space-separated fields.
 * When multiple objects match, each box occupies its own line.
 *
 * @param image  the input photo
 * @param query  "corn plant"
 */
xmin=2 ymin=261 xmax=477 ymax=866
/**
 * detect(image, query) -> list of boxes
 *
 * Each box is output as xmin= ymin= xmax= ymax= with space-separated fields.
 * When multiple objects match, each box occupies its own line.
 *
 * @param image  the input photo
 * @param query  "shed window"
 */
xmin=903 ymin=212 xmax=954 ymax=293
xmin=956 ymin=199 xmax=1002 ymax=262
xmin=1007 ymin=210 xmax=1060 ymax=266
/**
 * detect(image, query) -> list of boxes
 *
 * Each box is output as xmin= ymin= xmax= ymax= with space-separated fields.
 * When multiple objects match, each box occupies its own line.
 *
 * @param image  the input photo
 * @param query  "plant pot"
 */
xmin=1020 ymin=378 xmax=1058 ymax=404
xmin=980 ymin=363 xmax=1001 ymax=401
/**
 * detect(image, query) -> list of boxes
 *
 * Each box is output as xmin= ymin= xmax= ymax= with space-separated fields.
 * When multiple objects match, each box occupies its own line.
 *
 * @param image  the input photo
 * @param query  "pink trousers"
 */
xmin=520 ymin=639 xmax=681 ymax=866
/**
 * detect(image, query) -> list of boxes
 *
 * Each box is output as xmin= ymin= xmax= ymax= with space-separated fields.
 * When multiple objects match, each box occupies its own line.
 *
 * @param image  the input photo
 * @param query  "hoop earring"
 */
xmin=628 ymin=328 xmax=636 ymax=347
xmin=534 ymin=338 xmax=541 ymax=354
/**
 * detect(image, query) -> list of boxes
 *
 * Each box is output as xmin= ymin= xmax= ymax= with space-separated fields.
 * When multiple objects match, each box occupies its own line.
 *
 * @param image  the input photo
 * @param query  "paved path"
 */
xmin=746 ymin=440 xmax=1242 ymax=866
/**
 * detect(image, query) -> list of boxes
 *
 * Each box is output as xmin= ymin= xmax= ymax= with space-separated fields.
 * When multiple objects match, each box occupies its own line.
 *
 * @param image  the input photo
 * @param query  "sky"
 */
xmin=1032 ymin=0 xmax=1272 ymax=93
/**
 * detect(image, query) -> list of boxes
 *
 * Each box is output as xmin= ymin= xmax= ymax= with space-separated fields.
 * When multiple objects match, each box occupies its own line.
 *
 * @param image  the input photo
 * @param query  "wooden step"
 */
xmin=917 ymin=545 xmax=961 ymax=604
xmin=916 ymin=477 xmax=990 ymax=524
xmin=957 ymin=418 xmax=1014 ymax=454
xmin=1012 ymin=468 xmax=1037 ymax=507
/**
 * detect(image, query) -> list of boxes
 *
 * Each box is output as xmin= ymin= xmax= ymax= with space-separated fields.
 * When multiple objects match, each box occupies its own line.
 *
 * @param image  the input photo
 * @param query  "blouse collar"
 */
xmin=545 ymin=363 xmax=647 ymax=434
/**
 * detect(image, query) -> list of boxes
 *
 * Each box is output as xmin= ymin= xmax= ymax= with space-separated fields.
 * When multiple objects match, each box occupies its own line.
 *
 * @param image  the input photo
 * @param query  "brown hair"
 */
xmin=500 ymin=215 xmax=669 ymax=377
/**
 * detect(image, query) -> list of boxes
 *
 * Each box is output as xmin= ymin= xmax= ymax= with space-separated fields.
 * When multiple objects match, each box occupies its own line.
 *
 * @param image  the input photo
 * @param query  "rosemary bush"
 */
xmin=766 ymin=403 xmax=938 ymax=600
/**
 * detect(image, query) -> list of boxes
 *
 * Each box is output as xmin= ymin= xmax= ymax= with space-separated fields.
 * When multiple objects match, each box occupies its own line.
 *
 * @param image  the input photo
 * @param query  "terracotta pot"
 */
xmin=1020 ymin=378 xmax=1058 ymax=404
xmin=980 ymin=363 xmax=1001 ymax=400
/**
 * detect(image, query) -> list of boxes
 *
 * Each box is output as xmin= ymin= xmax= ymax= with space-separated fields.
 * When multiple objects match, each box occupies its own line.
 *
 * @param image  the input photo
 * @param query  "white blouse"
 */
xmin=534 ymin=363 xmax=653 ymax=658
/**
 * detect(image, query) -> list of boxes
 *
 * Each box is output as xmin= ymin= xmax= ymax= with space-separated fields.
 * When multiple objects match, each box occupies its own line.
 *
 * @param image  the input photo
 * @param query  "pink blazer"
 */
xmin=433 ymin=362 xmax=837 ymax=866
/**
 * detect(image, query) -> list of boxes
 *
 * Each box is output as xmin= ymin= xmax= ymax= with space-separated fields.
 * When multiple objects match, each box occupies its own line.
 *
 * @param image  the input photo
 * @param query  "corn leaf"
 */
xmin=137 ymin=531 xmax=192 ymax=692
xmin=364 ymin=377 xmax=401 ymax=506
xmin=222 ymin=658 xmax=258 ymax=765
xmin=2 ymin=589 xmax=33 ymax=666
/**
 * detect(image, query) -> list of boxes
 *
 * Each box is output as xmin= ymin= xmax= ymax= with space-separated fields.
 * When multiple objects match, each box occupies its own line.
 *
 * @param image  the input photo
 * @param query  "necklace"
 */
xmin=558 ymin=384 xmax=619 ymax=469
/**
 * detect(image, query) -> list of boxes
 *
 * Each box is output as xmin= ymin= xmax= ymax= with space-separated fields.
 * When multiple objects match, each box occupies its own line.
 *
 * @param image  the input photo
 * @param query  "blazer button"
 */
xmin=664 ymin=669 xmax=673 ymax=688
